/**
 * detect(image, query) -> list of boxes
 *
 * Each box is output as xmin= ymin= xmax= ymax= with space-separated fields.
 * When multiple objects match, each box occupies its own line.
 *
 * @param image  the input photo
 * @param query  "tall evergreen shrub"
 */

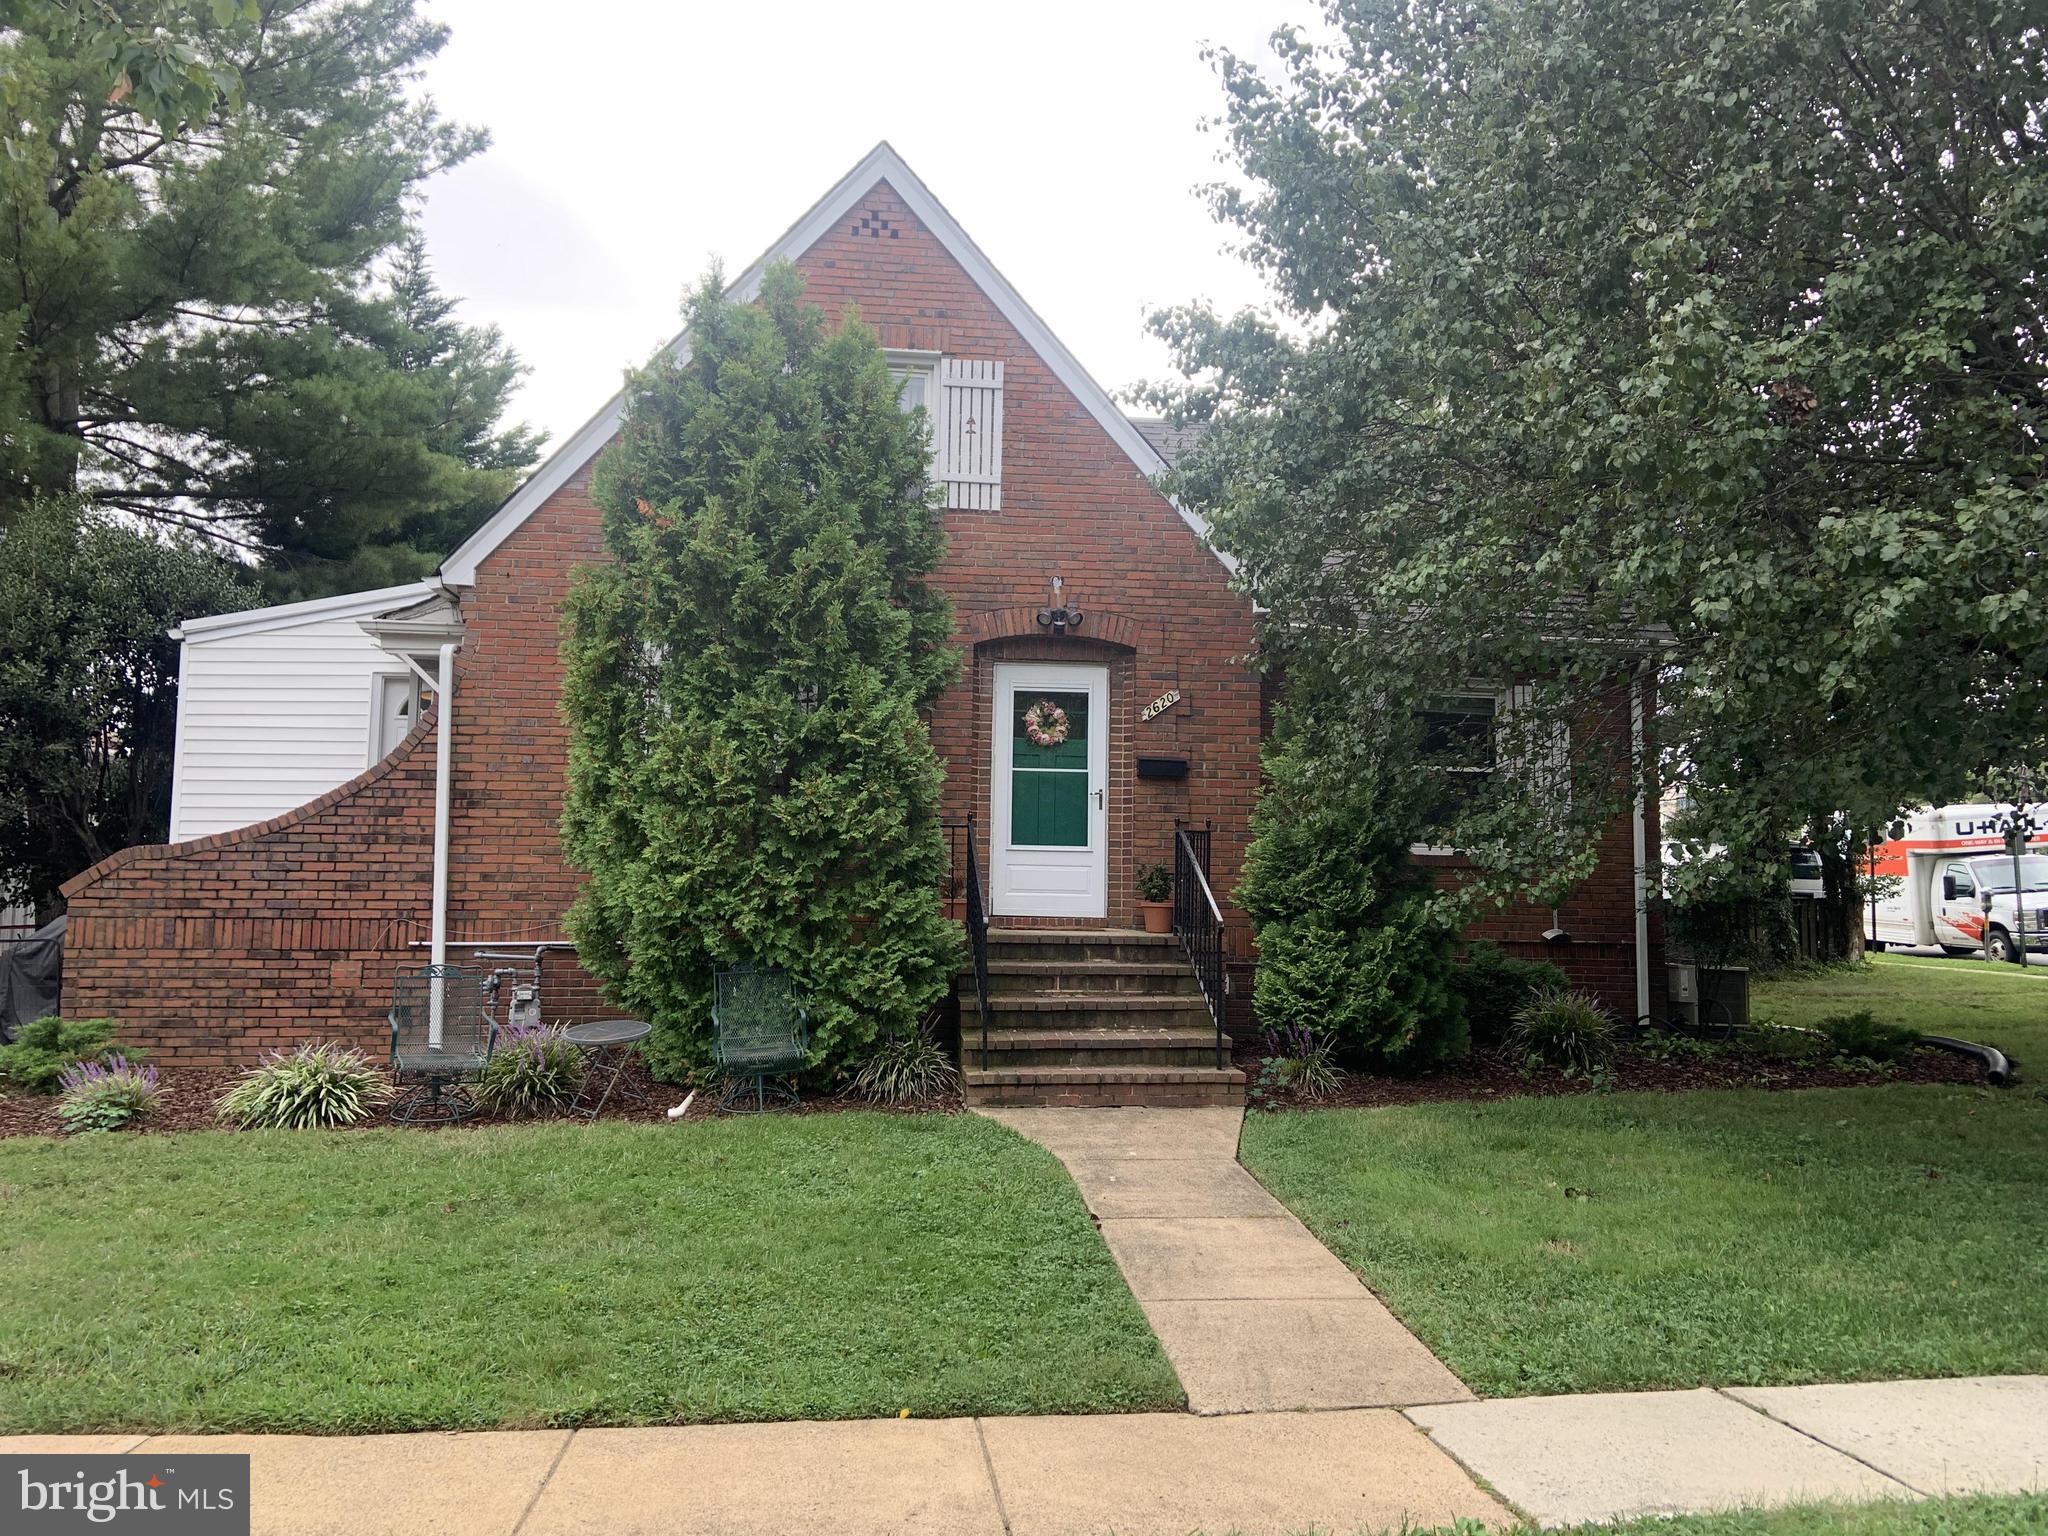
xmin=1239 ymin=668 xmax=1468 ymax=1068
xmin=560 ymin=264 xmax=959 ymax=1081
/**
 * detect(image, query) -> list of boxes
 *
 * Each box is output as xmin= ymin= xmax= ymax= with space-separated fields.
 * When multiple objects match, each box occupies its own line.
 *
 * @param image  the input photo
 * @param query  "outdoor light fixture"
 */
xmin=1036 ymin=575 xmax=1084 ymax=635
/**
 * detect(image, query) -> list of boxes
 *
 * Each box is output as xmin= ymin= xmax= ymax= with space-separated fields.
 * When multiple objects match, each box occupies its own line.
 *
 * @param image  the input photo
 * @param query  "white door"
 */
xmin=990 ymin=662 xmax=1108 ymax=918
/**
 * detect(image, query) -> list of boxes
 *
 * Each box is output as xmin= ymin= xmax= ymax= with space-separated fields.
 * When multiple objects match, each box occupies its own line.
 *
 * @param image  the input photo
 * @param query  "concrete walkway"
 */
xmin=11 ymin=1377 xmax=2043 ymax=1534
xmin=1410 ymin=1376 xmax=2048 ymax=1525
xmin=979 ymin=1105 xmax=1473 ymax=1413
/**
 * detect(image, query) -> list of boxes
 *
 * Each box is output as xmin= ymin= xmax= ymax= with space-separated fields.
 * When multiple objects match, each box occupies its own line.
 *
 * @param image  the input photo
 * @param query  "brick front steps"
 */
xmin=960 ymin=928 xmax=1245 ymax=1107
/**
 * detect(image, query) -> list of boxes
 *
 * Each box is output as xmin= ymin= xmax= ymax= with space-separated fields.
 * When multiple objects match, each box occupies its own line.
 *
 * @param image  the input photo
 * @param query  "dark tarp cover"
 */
xmin=0 ymin=914 xmax=63 ymax=1042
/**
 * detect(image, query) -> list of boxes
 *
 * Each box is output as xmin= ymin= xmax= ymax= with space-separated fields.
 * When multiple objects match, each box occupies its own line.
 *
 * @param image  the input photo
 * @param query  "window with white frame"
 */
xmin=887 ymin=349 xmax=940 ymax=417
xmin=369 ymin=671 xmax=423 ymax=764
xmin=1410 ymin=688 xmax=1570 ymax=855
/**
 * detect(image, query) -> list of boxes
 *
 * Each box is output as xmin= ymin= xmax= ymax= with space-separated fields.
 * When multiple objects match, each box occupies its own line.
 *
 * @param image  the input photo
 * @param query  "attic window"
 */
xmin=851 ymin=209 xmax=900 ymax=239
xmin=886 ymin=349 xmax=941 ymax=417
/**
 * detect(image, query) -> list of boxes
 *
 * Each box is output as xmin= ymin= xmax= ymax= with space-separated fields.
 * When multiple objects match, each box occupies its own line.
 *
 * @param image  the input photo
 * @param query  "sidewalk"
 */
xmin=980 ymin=1106 xmax=1469 ymax=1412
xmin=9 ymin=1376 xmax=2043 ymax=1535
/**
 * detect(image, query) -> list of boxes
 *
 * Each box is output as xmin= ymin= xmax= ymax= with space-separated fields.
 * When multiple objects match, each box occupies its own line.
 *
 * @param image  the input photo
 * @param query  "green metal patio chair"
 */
xmin=712 ymin=966 xmax=807 ymax=1113
xmin=389 ymin=964 xmax=497 ymax=1123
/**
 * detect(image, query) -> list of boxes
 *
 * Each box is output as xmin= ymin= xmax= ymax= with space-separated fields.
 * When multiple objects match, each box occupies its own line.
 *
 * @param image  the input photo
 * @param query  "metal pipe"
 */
xmin=1630 ymin=669 xmax=1651 ymax=1026
xmin=428 ymin=641 xmax=456 ymax=1046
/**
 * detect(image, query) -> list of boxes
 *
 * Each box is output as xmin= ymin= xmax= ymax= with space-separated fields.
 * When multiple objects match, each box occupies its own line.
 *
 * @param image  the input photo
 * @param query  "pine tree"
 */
xmin=0 ymin=1 xmax=539 ymax=592
xmin=0 ymin=499 xmax=259 ymax=915
xmin=560 ymin=265 xmax=960 ymax=1081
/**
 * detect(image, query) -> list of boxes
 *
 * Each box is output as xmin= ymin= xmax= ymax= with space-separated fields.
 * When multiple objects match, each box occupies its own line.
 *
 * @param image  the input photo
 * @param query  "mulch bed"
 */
xmin=1230 ymin=1031 xmax=1988 ymax=1111
xmin=0 ymin=1053 xmax=963 ymax=1141
xmin=0 ymin=1032 xmax=1982 ymax=1140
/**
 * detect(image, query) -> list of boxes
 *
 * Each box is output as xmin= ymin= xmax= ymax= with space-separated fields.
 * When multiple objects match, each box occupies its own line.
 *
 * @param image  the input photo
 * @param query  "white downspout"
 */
xmin=429 ymin=640 xmax=455 ymax=1046
xmin=1630 ymin=670 xmax=1651 ymax=1025
xmin=400 ymin=642 xmax=457 ymax=1047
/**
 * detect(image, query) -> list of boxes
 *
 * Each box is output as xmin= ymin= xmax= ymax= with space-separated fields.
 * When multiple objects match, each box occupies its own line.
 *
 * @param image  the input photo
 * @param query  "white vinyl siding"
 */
xmin=935 ymin=358 xmax=1003 ymax=510
xmin=168 ymin=613 xmax=403 ymax=842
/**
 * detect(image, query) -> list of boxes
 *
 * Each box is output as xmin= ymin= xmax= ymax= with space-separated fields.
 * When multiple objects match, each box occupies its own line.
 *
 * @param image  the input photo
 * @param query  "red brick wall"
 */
xmin=60 ymin=714 xmax=439 ymax=1061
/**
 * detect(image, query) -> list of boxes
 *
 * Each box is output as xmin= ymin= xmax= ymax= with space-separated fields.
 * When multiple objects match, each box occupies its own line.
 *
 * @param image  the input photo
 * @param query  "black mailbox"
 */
xmin=1136 ymin=755 xmax=1189 ymax=781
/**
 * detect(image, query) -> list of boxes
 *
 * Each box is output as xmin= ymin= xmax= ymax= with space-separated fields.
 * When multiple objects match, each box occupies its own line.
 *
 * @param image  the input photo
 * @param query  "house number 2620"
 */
xmin=1140 ymin=689 xmax=1182 ymax=722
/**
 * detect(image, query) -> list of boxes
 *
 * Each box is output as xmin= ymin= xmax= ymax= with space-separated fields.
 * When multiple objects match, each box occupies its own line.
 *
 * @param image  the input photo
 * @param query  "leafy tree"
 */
xmin=0 ymin=498 xmax=258 ymax=917
xmin=560 ymin=264 xmax=960 ymax=1082
xmin=1147 ymin=0 xmax=2048 ymax=944
xmin=1 ymin=0 xmax=539 ymax=592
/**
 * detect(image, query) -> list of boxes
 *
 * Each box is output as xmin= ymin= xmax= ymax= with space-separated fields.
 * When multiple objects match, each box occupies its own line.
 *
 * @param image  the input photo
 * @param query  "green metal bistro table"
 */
xmin=563 ymin=1018 xmax=652 ymax=1120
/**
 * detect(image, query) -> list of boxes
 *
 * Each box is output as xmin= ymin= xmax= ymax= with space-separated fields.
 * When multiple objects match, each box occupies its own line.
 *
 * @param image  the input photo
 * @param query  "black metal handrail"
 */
xmin=949 ymin=816 xmax=992 ymax=1063
xmin=1173 ymin=826 xmax=1226 ymax=1068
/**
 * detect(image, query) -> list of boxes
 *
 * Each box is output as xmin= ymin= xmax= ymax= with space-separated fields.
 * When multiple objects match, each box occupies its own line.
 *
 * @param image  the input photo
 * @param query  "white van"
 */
xmin=1864 ymin=804 xmax=2048 ymax=962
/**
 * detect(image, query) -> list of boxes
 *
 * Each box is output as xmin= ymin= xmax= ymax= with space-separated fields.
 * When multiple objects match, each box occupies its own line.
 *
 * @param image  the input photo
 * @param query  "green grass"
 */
xmin=1240 ymin=1085 xmax=2048 ymax=1397
xmin=0 ymin=1114 xmax=1181 ymax=1433
xmin=1262 ymin=1494 xmax=2048 ymax=1536
xmin=1753 ymin=954 xmax=2047 ymax=1063
xmin=1542 ymin=1495 xmax=2048 ymax=1536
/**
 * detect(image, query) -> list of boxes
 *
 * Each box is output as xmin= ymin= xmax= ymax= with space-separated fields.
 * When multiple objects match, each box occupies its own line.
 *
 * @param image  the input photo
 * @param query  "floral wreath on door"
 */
xmin=1022 ymin=699 xmax=1070 ymax=749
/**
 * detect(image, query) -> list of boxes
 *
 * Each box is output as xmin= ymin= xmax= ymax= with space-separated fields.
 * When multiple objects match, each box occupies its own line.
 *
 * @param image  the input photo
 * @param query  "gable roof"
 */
xmin=439 ymin=142 xmax=1232 ymax=586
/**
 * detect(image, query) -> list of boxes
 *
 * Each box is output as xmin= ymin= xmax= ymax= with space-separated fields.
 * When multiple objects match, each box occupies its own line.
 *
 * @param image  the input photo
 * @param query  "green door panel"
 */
xmin=1009 ymin=689 xmax=1090 ymax=847
xmin=1012 ymin=769 xmax=1088 ymax=846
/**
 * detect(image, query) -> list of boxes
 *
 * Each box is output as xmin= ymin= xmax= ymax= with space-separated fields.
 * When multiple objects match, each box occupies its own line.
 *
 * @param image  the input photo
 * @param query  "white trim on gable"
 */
xmin=437 ymin=141 xmax=1234 ymax=587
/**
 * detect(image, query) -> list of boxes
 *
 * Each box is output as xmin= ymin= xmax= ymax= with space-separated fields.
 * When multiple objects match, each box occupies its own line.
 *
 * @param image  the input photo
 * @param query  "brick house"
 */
xmin=60 ymin=145 xmax=1661 ymax=1105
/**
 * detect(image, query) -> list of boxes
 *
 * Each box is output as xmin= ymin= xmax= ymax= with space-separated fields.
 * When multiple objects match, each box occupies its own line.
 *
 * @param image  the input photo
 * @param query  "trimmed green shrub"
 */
xmin=216 ymin=1043 xmax=393 ymax=1130
xmin=1509 ymin=988 xmax=1618 ymax=1073
xmin=1450 ymin=942 xmax=1570 ymax=1046
xmin=1239 ymin=669 xmax=1468 ymax=1070
xmin=55 ymin=1059 xmax=163 ymax=1134
xmin=0 ymin=1017 xmax=138 ymax=1094
xmin=473 ymin=1024 xmax=587 ymax=1117
xmin=560 ymin=263 xmax=959 ymax=1083
xmin=850 ymin=1025 xmax=959 ymax=1109
xmin=1251 ymin=892 xmax=1469 ymax=1068
xmin=1816 ymin=1009 xmax=1920 ymax=1065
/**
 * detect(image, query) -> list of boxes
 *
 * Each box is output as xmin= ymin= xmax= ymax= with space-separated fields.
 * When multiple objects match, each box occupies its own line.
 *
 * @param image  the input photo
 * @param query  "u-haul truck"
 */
xmin=1864 ymin=804 xmax=2048 ymax=962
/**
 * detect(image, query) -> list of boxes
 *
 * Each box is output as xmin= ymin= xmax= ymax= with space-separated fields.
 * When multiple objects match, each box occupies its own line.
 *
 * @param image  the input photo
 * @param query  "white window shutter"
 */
xmin=935 ymin=359 xmax=1003 ymax=510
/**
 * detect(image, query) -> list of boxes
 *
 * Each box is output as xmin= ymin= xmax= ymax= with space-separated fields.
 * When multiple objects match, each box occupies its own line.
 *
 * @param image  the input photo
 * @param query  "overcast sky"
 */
xmin=413 ymin=0 xmax=1298 ymax=450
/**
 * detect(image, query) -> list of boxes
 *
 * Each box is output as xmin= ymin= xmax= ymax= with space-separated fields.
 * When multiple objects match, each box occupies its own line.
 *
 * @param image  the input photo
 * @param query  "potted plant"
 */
xmin=1135 ymin=862 xmax=1173 ymax=934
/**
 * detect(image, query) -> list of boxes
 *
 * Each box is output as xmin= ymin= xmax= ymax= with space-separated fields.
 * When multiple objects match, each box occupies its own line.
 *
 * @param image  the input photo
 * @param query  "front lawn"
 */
xmin=1753 ymin=954 xmax=2046 ymax=1064
xmin=1239 ymin=1085 xmax=2048 ymax=1397
xmin=0 ymin=1114 xmax=1180 ymax=1433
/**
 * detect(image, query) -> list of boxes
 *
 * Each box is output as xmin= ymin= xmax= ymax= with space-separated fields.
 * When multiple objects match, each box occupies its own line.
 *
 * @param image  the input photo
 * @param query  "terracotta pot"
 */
xmin=1136 ymin=900 xmax=1173 ymax=935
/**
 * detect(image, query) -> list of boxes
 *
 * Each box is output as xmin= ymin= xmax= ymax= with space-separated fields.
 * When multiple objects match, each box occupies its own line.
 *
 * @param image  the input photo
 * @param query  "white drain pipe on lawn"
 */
xmin=1630 ymin=668 xmax=1651 ymax=1026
